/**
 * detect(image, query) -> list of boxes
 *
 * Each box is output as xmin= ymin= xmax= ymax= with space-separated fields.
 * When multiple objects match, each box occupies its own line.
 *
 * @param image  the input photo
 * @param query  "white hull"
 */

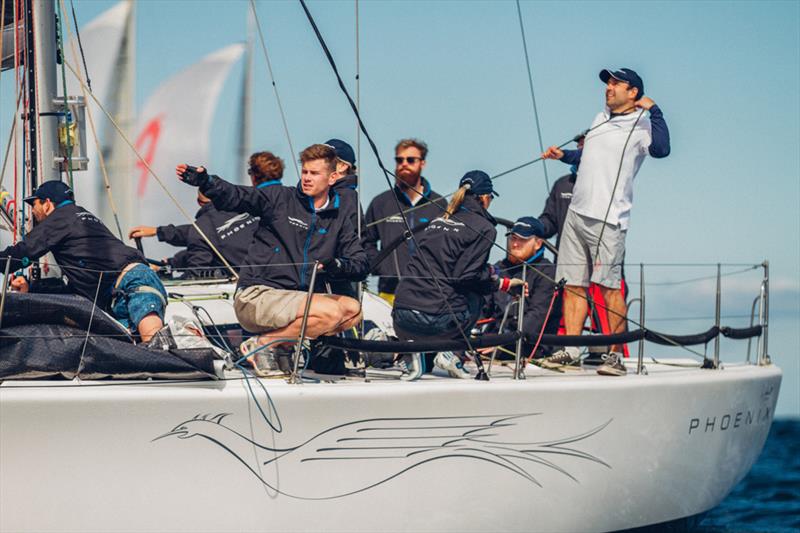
xmin=0 ymin=361 xmax=780 ymax=532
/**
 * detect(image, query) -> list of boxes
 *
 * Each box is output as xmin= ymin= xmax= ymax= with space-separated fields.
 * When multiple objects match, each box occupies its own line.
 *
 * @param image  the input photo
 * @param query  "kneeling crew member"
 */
xmin=484 ymin=216 xmax=561 ymax=358
xmin=176 ymin=144 xmax=368 ymax=356
xmin=2 ymin=181 xmax=167 ymax=342
xmin=393 ymin=171 xmax=522 ymax=378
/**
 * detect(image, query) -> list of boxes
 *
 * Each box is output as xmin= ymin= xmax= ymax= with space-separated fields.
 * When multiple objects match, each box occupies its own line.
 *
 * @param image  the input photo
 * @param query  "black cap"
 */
xmin=23 ymin=181 xmax=74 ymax=206
xmin=507 ymin=216 xmax=545 ymax=239
xmin=459 ymin=170 xmax=498 ymax=197
xmin=599 ymin=68 xmax=644 ymax=98
xmin=324 ymin=138 xmax=356 ymax=166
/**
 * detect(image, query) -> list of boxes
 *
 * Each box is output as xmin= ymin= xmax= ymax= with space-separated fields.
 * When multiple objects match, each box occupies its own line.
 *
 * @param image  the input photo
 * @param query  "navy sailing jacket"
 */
xmin=199 ymin=176 xmax=368 ymax=292
xmin=0 ymin=202 xmax=143 ymax=309
xmin=329 ymin=174 xmax=364 ymax=297
xmin=394 ymin=195 xmax=497 ymax=316
xmin=362 ymin=177 xmax=445 ymax=293
xmin=187 ymin=203 xmax=258 ymax=272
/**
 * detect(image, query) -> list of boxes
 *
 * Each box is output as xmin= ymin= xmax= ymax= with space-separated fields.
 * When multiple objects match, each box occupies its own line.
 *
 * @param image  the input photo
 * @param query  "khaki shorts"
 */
xmin=234 ymin=285 xmax=306 ymax=333
xmin=555 ymin=209 xmax=627 ymax=289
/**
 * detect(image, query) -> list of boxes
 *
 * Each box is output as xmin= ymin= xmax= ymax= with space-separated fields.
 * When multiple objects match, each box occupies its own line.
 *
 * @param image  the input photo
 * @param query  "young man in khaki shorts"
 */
xmin=176 ymin=144 xmax=368 ymax=373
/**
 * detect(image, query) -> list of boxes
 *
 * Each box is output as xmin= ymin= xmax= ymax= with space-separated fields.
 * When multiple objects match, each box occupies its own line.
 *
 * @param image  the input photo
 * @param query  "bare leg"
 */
xmin=599 ymin=286 xmax=627 ymax=353
xmin=137 ymin=313 xmax=164 ymax=343
xmin=254 ymin=294 xmax=354 ymax=345
xmin=563 ymin=285 xmax=589 ymax=336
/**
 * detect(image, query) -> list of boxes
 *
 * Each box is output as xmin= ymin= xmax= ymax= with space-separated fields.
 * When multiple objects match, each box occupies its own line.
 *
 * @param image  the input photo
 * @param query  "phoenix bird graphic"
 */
xmin=154 ymin=413 xmax=612 ymax=500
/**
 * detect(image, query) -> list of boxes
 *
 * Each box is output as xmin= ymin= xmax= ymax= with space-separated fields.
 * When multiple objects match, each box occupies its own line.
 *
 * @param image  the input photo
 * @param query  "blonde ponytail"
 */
xmin=443 ymin=186 xmax=469 ymax=220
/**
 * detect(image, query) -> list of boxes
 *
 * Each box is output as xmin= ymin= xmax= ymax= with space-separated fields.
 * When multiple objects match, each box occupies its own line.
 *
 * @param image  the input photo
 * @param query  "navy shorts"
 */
xmin=111 ymin=264 xmax=168 ymax=333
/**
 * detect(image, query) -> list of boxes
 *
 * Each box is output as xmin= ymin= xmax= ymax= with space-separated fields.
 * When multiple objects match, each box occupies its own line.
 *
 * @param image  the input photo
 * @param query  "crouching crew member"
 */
xmin=1 ymin=181 xmax=167 ymax=342
xmin=483 ymin=216 xmax=562 ymax=359
xmin=392 ymin=171 xmax=523 ymax=378
xmin=176 ymin=144 xmax=368 ymax=371
xmin=130 ymin=151 xmax=283 ymax=274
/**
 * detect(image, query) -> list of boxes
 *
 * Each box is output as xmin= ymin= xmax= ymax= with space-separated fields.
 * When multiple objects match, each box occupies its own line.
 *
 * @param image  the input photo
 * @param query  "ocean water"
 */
xmin=695 ymin=418 xmax=800 ymax=532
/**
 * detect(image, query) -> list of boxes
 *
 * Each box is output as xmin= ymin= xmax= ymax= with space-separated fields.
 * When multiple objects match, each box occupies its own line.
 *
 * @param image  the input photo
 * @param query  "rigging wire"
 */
xmin=68 ymin=0 xmax=90 ymax=91
xmin=298 ymin=0 xmax=478 ymax=354
xmin=248 ymin=0 xmax=300 ymax=181
xmin=61 ymin=59 xmax=239 ymax=280
xmin=58 ymin=0 xmax=125 ymax=239
xmin=514 ymin=0 xmax=549 ymax=192
xmin=54 ymin=7 xmax=74 ymax=187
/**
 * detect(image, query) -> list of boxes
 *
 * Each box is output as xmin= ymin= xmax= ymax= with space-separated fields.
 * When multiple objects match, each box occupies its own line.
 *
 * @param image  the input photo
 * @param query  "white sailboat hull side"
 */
xmin=0 ymin=363 xmax=780 ymax=532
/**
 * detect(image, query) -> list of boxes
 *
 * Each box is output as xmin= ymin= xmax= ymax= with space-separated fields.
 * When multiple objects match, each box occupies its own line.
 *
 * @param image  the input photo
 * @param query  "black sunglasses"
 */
xmin=395 ymin=156 xmax=423 ymax=165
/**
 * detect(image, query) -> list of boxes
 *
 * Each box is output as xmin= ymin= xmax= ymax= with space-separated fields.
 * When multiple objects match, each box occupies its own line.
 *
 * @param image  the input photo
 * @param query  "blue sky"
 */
xmin=6 ymin=0 xmax=800 ymax=414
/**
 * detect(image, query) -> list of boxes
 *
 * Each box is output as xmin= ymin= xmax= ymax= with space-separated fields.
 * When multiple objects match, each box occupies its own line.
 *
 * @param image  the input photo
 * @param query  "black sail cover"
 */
xmin=0 ymin=293 xmax=217 ymax=380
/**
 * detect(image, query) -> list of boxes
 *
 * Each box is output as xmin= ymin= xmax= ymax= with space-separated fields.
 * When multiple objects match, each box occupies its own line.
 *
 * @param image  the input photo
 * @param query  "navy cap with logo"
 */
xmin=599 ymin=68 xmax=644 ymax=98
xmin=23 ymin=181 xmax=74 ymax=206
xmin=507 ymin=216 xmax=545 ymax=239
xmin=459 ymin=170 xmax=498 ymax=197
xmin=324 ymin=138 xmax=356 ymax=166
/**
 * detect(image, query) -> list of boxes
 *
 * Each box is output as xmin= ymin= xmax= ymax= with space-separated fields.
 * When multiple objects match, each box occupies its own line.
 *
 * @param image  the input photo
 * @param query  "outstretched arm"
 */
xmin=176 ymin=164 xmax=273 ymax=217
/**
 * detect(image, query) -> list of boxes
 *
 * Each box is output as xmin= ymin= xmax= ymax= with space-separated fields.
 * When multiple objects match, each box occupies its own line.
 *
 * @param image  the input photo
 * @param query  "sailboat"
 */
xmin=0 ymin=1 xmax=782 ymax=532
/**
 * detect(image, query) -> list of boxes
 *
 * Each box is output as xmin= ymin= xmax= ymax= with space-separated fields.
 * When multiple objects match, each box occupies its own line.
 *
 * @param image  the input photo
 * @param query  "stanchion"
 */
xmin=713 ymin=263 xmax=721 ymax=368
xmin=513 ymin=263 xmax=527 ymax=380
xmin=760 ymin=260 xmax=770 ymax=365
xmin=289 ymin=261 xmax=319 ymax=384
xmin=0 ymin=257 xmax=12 ymax=329
xmin=637 ymin=263 xmax=646 ymax=375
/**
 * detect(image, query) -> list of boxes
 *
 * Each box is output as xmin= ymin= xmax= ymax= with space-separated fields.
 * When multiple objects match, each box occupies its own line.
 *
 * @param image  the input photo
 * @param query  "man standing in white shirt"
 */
xmin=539 ymin=67 xmax=671 ymax=376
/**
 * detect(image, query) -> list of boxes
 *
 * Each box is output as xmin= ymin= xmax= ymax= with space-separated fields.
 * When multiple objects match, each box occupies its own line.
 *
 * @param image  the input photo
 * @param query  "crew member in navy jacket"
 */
xmin=1 ymin=181 xmax=167 ymax=342
xmin=176 ymin=144 xmax=368 ymax=359
xmin=393 ymin=171 xmax=524 ymax=379
xmin=131 ymin=151 xmax=283 ymax=273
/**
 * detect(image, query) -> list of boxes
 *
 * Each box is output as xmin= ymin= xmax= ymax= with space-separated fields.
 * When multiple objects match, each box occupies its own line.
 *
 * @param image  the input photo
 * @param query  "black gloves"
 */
xmin=320 ymin=258 xmax=344 ymax=276
xmin=179 ymin=165 xmax=209 ymax=187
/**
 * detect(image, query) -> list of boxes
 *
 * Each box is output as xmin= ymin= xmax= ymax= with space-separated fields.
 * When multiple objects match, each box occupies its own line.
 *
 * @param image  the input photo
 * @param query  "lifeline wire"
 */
xmin=514 ymin=0 xmax=549 ymax=192
xmin=248 ymin=0 xmax=300 ymax=181
xmin=298 ymin=0 xmax=478 ymax=353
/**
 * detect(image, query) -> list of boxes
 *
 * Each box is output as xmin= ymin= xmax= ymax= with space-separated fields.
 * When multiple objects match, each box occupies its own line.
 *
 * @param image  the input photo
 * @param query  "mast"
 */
xmin=26 ymin=0 xmax=59 ymax=186
xmin=236 ymin=8 xmax=253 ymax=183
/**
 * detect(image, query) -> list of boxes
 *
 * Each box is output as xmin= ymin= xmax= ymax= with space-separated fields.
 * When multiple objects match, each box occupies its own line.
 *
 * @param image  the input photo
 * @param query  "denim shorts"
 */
xmin=392 ymin=294 xmax=481 ymax=342
xmin=111 ymin=264 xmax=168 ymax=332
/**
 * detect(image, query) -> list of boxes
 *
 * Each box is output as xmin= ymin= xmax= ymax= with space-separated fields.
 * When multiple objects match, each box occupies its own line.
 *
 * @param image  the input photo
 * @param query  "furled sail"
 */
xmin=133 ymin=43 xmax=244 ymax=259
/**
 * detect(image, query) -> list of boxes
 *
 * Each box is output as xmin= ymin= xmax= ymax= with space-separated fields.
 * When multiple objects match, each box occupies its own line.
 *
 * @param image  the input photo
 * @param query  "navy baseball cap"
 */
xmin=23 ymin=181 xmax=74 ymax=205
xmin=507 ymin=216 xmax=545 ymax=239
xmin=324 ymin=138 xmax=356 ymax=166
xmin=599 ymin=68 xmax=644 ymax=98
xmin=460 ymin=170 xmax=498 ymax=197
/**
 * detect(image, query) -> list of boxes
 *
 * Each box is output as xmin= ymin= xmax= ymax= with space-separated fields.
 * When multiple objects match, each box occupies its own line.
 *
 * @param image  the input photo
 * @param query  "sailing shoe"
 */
xmin=596 ymin=352 xmax=627 ymax=376
xmin=538 ymin=348 xmax=581 ymax=370
xmin=240 ymin=338 xmax=287 ymax=377
xmin=434 ymin=351 xmax=471 ymax=379
xmin=398 ymin=353 xmax=425 ymax=381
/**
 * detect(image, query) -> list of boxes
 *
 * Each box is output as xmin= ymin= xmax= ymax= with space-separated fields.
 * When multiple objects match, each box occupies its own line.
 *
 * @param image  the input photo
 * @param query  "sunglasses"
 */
xmin=394 ymin=156 xmax=423 ymax=165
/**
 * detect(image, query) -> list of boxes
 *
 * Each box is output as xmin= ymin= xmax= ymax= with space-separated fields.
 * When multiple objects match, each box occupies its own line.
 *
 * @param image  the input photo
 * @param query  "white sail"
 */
xmin=65 ymin=1 xmax=132 ymax=234
xmin=133 ymin=43 xmax=244 ymax=258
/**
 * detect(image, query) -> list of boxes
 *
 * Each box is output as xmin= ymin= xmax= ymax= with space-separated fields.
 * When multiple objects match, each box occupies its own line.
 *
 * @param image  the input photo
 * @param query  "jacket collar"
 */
xmin=294 ymin=182 xmax=341 ymax=213
xmin=459 ymin=194 xmax=497 ymax=226
xmin=332 ymin=174 xmax=358 ymax=191
xmin=394 ymin=176 xmax=432 ymax=207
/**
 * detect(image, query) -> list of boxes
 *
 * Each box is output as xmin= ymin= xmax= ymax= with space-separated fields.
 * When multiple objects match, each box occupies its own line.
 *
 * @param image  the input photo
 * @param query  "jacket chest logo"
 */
xmin=288 ymin=216 xmax=309 ymax=230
